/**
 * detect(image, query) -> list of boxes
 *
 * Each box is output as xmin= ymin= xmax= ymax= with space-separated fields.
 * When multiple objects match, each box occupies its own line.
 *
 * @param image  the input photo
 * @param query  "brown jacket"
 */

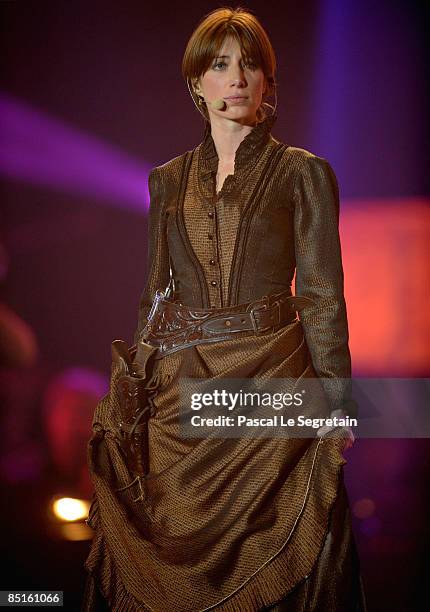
xmin=134 ymin=113 xmax=357 ymax=418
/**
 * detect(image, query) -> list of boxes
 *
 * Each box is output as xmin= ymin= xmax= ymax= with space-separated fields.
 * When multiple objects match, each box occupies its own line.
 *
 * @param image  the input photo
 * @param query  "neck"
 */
xmin=207 ymin=115 xmax=259 ymax=164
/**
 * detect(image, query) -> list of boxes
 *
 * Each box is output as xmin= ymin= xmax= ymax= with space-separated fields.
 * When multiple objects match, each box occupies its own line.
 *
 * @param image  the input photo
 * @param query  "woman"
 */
xmin=83 ymin=7 xmax=367 ymax=612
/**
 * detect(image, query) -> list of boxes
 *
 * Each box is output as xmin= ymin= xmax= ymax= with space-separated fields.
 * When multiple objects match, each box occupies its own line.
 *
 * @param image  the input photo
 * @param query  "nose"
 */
xmin=229 ymin=62 xmax=246 ymax=87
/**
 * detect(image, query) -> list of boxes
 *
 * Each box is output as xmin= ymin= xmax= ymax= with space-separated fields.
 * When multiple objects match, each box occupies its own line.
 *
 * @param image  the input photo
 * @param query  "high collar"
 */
xmin=198 ymin=112 xmax=277 ymax=180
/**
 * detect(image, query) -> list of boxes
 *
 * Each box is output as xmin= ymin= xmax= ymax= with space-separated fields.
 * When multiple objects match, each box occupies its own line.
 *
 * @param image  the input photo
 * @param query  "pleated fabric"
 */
xmin=82 ymin=318 xmax=363 ymax=611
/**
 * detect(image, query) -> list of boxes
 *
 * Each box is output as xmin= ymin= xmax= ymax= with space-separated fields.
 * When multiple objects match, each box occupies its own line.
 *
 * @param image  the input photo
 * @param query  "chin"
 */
xmin=226 ymin=108 xmax=258 ymax=123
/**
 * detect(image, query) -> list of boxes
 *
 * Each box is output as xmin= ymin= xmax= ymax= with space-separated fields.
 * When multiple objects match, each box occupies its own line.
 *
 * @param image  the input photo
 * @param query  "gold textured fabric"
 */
xmin=134 ymin=112 xmax=357 ymax=419
xmin=83 ymin=113 xmax=366 ymax=611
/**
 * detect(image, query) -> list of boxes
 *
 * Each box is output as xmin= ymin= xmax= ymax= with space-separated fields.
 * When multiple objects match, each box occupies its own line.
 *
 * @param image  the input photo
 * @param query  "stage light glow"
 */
xmin=59 ymin=522 xmax=93 ymax=541
xmin=353 ymin=497 xmax=376 ymax=519
xmin=52 ymin=497 xmax=90 ymax=522
xmin=0 ymin=93 xmax=151 ymax=211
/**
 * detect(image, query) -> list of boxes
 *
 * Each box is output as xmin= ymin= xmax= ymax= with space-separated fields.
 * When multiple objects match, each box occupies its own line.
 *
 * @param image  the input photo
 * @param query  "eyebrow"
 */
xmin=214 ymin=55 xmax=252 ymax=60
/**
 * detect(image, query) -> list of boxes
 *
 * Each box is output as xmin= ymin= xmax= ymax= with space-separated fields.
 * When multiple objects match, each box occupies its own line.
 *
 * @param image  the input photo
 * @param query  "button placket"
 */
xmin=207 ymin=204 xmax=222 ymax=306
xmin=191 ymin=114 xmax=277 ymax=309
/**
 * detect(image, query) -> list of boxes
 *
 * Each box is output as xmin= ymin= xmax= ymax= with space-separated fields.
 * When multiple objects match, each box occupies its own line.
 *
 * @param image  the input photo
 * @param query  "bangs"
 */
xmin=182 ymin=8 xmax=275 ymax=81
xmin=196 ymin=28 xmax=264 ymax=75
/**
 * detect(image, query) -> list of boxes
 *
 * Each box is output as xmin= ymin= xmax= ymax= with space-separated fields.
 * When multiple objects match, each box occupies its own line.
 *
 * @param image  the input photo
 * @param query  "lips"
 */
xmin=224 ymin=95 xmax=248 ymax=100
xmin=224 ymin=96 xmax=248 ymax=104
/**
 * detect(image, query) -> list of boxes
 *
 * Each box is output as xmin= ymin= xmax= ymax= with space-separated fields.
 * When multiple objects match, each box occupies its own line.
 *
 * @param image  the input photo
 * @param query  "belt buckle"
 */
xmin=250 ymin=299 xmax=283 ymax=333
xmin=250 ymin=303 xmax=271 ymax=333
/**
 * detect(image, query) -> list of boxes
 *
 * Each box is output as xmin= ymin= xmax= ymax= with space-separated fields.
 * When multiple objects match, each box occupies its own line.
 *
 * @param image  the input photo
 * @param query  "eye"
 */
xmin=212 ymin=59 xmax=258 ymax=71
xmin=213 ymin=60 xmax=227 ymax=70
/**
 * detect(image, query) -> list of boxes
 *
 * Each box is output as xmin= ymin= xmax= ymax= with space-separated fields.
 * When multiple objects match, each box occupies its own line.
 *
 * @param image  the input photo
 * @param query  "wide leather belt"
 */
xmin=138 ymin=289 xmax=316 ymax=358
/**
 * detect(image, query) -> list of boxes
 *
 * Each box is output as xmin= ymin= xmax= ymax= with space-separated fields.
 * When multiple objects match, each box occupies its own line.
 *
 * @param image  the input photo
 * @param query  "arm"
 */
xmin=293 ymin=154 xmax=358 ymax=419
xmin=133 ymin=167 xmax=170 ymax=345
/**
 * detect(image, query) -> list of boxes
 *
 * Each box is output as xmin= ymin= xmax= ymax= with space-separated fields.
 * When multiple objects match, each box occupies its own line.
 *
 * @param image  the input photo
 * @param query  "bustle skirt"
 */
xmin=82 ymin=315 xmax=367 ymax=612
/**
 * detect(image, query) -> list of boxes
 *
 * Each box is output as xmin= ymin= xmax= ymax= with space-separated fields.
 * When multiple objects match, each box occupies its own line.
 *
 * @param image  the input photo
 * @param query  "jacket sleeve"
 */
xmin=133 ymin=167 xmax=170 ymax=345
xmin=293 ymin=154 xmax=358 ymax=419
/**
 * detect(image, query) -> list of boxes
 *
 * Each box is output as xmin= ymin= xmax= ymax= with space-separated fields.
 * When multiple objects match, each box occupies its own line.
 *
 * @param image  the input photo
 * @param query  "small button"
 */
xmin=208 ymin=210 xmax=214 ymax=218
xmin=225 ymin=320 xmax=232 ymax=327
xmin=209 ymin=259 xmax=216 ymax=265
xmin=208 ymin=234 xmax=213 ymax=240
xmin=210 ymin=280 xmax=217 ymax=287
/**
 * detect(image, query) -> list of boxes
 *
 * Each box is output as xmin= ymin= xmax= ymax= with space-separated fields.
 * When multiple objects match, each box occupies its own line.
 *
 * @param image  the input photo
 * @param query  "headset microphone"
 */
xmin=209 ymin=98 xmax=226 ymax=110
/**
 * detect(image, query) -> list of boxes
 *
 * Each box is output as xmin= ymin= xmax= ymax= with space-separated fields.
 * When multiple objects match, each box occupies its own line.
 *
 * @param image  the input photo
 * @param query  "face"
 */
xmin=194 ymin=35 xmax=267 ymax=125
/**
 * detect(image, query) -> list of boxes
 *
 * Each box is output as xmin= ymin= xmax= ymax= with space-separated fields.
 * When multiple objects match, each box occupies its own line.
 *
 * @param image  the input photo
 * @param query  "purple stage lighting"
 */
xmin=0 ymin=93 xmax=151 ymax=211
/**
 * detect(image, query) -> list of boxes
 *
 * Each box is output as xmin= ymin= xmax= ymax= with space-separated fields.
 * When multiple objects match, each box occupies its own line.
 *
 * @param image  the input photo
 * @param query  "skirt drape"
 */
xmin=82 ymin=318 xmax=367 ymax=612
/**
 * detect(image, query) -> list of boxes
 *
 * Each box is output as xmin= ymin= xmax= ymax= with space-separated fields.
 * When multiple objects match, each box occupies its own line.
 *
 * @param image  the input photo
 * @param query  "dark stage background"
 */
xmin=1 ymin=1 xmax=429 ymax=610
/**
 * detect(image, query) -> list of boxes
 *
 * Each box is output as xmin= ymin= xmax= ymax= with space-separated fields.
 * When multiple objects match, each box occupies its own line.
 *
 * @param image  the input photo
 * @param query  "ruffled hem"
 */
xmin=83 ymin=436 xmax=346 ymax=612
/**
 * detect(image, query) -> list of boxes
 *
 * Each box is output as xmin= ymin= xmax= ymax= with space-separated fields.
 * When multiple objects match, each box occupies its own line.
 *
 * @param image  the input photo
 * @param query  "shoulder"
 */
xmin=150 ymin=150 xmax=193 ymax=199
xmin=268 ymin=138 xmax=338 ymax=198
xmin=278 ymin=142 xmax=334 ymax=175
xmin=283 ymin=147 xmax=339 ymax=202
xmin=284 ymin=147 xmax=340 ymax=215
xmin=154 ymin=150 xmax=191 ymax=176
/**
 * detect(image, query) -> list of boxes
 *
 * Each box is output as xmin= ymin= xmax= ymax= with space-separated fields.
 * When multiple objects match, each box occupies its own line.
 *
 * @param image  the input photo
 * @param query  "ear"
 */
xmin=193 ymin=78 xmax=203 ymax=96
